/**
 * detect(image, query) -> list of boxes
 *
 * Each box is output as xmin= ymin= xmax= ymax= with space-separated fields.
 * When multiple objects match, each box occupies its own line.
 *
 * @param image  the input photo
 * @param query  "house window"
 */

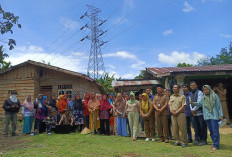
xmin=58 ymin=84 xmax=73 ymax=99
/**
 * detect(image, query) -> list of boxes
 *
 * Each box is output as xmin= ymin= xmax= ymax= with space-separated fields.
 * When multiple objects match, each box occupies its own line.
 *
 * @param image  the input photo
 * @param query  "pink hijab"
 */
xmin=22 ymin=95 xmax=34 ymax=111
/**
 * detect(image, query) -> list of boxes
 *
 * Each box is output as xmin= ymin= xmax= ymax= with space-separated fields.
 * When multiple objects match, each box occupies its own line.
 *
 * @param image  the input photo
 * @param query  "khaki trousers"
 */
xmin=171 ymin=112 xmax=187 ymax=144
xmin=222 ymin=101 xmax=230 ymax=124
xmin=156 ymin=115 xmax=169 ymax=140
xmin=143 ymin=114 xmax=154 ymax=138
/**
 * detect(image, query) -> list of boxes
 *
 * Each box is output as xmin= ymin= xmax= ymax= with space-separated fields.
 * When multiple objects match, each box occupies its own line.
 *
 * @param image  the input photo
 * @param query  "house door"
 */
xmin=40 ymin=86 xmax=52 ymax=99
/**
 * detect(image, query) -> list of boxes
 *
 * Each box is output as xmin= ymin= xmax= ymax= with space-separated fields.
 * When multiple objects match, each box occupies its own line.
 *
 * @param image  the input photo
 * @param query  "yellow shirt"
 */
xmin=169 ymin=94 xmax=186 ymax=112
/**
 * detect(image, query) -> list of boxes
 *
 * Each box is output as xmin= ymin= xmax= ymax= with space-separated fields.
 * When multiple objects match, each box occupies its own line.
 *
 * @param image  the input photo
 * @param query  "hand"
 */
xmin=122 ymin=114 xmax=126 ymax=119
xmin=191 ymin=111 xmax=196 ymax=117
xmin=156 ymin=109 xmax=161 ymax=113
xmin=220 ymin=117 xmax=224 ymax=121
xmin=56 ymin=124 xmax=59 ymax=126
xmin=47 ymin=117 xmax=50 ymax=120
xmin=70 ymin=123 xmax=73 ymax=126
xmin=12 ymin=105 xmax=16 ymax=108
xmin=190 ymin=101 xmax=194 ymax=105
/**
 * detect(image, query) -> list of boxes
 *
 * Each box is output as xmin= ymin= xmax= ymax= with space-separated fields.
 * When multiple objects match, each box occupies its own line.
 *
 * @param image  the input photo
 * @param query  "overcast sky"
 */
xmin=1 ymin=0 xmax=232 ymax=78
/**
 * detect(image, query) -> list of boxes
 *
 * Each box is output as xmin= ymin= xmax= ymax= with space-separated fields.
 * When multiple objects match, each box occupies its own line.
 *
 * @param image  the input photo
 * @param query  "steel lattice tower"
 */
xmin=80 ymin=5 xmax=107 ymax=79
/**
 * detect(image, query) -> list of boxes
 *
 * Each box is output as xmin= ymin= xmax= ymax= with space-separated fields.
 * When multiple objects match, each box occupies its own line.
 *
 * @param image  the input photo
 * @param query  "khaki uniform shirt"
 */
xmin=169 ymin=94 xmax=186 ymax=112
xmin=153 ymin=94 xmax=169 ymax=116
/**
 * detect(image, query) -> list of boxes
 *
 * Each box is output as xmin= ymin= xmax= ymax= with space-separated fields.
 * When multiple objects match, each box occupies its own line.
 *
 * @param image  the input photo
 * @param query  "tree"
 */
xmin=0 ymin=5 xmax=21 ymax=50
xmin=198 ymin=43 xmax=232 ymax=66
xmin=97 ymin=73 xmax=116 ymax=94
xmin=177 ymin=63 xmax=193 ymax=67
xmin=134 ymin=70 xmax=146 ymax=79
xmin=0 ymin=45 xmax=11 ymax=70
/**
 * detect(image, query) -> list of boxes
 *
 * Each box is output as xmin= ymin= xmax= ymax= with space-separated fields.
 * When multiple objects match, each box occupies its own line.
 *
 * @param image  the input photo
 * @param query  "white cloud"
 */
xmin=158 ymin=51 xmax=206 ymax=65
xmin=107 ymin=64 xmax=116 ymax=70
xmin=163 ymin=29 xmax=173 ymax=36
xmin=59 ymin=17 xmax=79 ymax=30
xmin=202 ymin=0 xmax=224 ymax=2
xmin=103 ymin=51 xmax=145 ymax=69
xmin=6 ymin=45 xmax=88 ymax=73
xmin=122 ymin=73 xmax=137 ymax=79
xmin=124 ymin=0 xmax=135 ymax=9
xmin=220 ymin=34 xmax=232 ymax=38
xmin=183 ymin=1 xmax=194 ymax=13
xmin=113 ymin=16 xmax=129 ymax=25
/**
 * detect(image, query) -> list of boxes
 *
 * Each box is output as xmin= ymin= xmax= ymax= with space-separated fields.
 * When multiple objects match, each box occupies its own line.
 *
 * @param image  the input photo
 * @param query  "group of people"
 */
xmin=3 ymin=81 xmax=230 ymax=151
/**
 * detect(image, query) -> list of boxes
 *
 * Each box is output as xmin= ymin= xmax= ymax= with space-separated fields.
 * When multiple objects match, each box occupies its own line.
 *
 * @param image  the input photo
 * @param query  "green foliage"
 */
xmin=198 ymin=43 xmax=232 ymax=66
xmin=0 ymin=5 xmax=21 ymax=50
xmin=177 ymin=63 xmax=194 ymax=67
xmin=134 ymin=70 xmax=146 ymax=79
xmin=0 ymin=45 xmax=11 ymax=70
xmin=97 ymin=73 xmax=116 ymax=94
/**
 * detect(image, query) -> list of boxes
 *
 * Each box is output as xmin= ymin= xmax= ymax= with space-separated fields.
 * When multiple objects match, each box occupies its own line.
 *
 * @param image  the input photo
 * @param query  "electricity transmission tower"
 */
xmin=80 ymin=5 xmax=107 ymax=79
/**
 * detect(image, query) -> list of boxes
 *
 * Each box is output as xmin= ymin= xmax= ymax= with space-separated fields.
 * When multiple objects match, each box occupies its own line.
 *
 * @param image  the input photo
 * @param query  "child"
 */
xmin=34 ymin=99 xmax=48 ymax=134
xmin=43 ymin=108 xmax=59 ymax=135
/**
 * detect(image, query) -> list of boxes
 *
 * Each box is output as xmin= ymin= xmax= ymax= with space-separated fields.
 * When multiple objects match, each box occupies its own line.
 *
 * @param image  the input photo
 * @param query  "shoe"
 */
xmin=198 ymin=140 xmax=208 ymax=146
xmin=12 ymin=133 xmax=17 ymax=136
xmin=187 ymin=139 xmax=193 ymax=143
xmin=47 ymin=133 xmax=51 ymax=135
xmin=165 ymin=139 xmax=169 ymax=143
xmin=30 ymin=133 xmax=35 ymax=136
xmin=193 ymin=140 xmax=200 ymax=146
xmin=159 ymin=139 xmax=164 ymax=142
xmin=151 ymin=138 xmax=156 ymax=142
xmin=145 ymin=138 xmax=150 ymax=141
xmin=211 ymin=147 xmax=217 ymax=151
xmin=132 ymin=138 xmax=136 ymax=141
xmin=173 ymin=142 xmax=181 ymax=146
xmin=182 ymin=143 xmax=187 ymax=148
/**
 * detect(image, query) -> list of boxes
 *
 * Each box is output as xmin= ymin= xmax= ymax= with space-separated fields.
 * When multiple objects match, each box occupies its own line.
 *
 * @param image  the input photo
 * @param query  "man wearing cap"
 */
xmin=153 ymin=85 xmax=169 ymax=143
xmin=3 ymin=91 xmax=21 ymax=137
xmin=169 ymin=84 xmax=187 ymax=147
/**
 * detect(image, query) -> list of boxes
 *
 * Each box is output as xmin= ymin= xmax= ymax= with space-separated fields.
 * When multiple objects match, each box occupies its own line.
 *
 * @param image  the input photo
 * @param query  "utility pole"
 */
xmin=80 ymin=5 xmax=107 ymax=79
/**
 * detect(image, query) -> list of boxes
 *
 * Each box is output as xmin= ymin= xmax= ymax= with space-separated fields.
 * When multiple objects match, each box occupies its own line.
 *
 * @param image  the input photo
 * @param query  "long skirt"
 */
xmin=73 ymin=109 xmax=84 ymax=125
xmin=23 ymin=116 xmax=34 ymax=134
xmin=89 ymin=109 xmax=100 ymax=131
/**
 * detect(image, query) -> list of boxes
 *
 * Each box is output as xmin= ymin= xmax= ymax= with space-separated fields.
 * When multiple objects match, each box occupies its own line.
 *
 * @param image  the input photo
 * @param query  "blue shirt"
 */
xmin=149 ymin=94 xmax=154 ymax=101
xmin=194 ymin=94 xmax=223 ymax=120
xmin=183 ymin=92 xmax=192 ymax=117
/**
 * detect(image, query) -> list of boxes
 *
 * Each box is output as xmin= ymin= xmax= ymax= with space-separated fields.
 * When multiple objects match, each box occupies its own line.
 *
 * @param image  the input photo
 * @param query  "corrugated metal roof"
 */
xmin=112 ymin=80 xmax=159 ymax=87
xmin=147 ymin=64 xmax=232 ymax=76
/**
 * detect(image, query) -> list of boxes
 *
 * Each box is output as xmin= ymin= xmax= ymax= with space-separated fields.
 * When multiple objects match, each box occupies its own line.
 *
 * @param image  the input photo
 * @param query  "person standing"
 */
xmin=169 ymin=84 xmax=187 ymax=147
xmin=140 ymin=93 xmax=155 ymax=142
xmin=213 ymin=83 xmax=230 ymax=125
xmin=59 ymin=94 xmax=68 ymax=115
xmin=113 ymin=93 xmax=127 ymax=137
xmin=165 ymin=89 xmax=173 ymax=140
xmin=88 ymin=92 xmax=101 ymax=134
xmin=22 ymin=95 xmax=34 ymax=134
xmin=191 ymin=85 xmax=224 ymax=151
xmin=3 ymin=91 xmax=21 ymax=137
xmin=153 ymin=85 xmax=169 ymax=143
xmin=138 ymin=94 xmax=144 ymax=132
xmin=190 ymin=81 xmax=207 ymax=146
xmin=48 ymin=95 xmax=58 ymax=111
xmin=146 ymin=88 xmax=156 ymax=137
xmin=100 ymin=94 xmax=112 ymax=135
xmin=83 ymin=93 xmax=90 ymax=129
xmin=126 ymin=92 xmax=140 ymax=141
xmin=182 ymin=84 xmax=193 ymax=143
xmin=123 ymin=92 xmax=131 ymax=137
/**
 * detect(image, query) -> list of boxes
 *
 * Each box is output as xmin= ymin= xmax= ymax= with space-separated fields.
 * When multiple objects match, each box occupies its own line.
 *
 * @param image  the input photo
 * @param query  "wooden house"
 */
xmin=0 ymin=60 xmax=104 ymax=118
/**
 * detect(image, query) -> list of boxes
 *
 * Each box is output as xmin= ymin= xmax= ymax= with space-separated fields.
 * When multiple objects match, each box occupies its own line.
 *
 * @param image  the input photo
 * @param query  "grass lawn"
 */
xmin=1 ymin=129 xmax=232 ymax=157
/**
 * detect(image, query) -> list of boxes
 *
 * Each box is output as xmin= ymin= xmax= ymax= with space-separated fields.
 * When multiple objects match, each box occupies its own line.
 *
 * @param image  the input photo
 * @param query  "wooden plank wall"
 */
xmin=0 ymin=65 xmax=36 ymax=119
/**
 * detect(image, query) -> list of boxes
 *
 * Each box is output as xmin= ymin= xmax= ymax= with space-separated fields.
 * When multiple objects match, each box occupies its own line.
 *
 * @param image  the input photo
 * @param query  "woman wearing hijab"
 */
xmin=83 ymin=93 xmax=90 ymax=129
xmin=100 ymin=94 xmax=112 ymax=135
xmin=140 ymin=93 xmax=155 ymax=142
xmin=71 ymin=94 xmax=84 ymax=132
xmin=22 ymin=95 xmax=34 ymax=134
xmin=126 ymin=92 xmax=140 ymax=141
xmin=191 ymin=85 xmax=223 ymax=151
xmin=113 ymin=93 xmax=127 ymax=137
xmin=88 ymin=92 xmax=101 ymax=133
xmin=48 ymin=95 xmax=58 ymax=111
xmin=3 ymin=91 xmax=21 ymax=137
xmin=59 ymin=94 xmax=68 ymax=114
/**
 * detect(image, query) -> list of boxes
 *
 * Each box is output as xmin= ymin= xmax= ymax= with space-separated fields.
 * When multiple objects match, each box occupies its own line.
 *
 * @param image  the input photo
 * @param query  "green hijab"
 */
xmin=202 ymin=85 xmax=216 ymax=113
xmin=128 ymin=92 xmax=136 ymax=104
